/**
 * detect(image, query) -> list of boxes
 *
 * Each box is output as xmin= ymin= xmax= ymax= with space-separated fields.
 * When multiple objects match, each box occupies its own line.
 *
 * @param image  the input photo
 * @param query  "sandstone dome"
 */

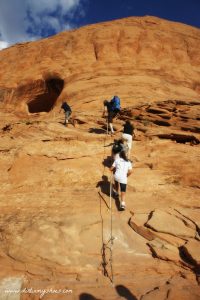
xmin=0 ymin=15 xmax=199 ymax=114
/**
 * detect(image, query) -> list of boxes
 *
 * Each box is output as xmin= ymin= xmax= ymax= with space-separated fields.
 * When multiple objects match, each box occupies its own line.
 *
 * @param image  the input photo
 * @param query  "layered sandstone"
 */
xmin=0 ymin=16 xmax=200 ymax=115
xmin=0 ymin=16 xmax=200 ymax=300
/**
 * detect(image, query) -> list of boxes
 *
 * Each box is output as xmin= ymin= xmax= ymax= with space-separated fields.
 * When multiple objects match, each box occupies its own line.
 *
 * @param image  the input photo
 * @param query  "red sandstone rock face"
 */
xmin=0 ymin=16 xmax=200 ymax=114
xmin=0 ymin=100 xmax=199 ymax=299
xmin=0 ymin=16 xmax=200 ymax=300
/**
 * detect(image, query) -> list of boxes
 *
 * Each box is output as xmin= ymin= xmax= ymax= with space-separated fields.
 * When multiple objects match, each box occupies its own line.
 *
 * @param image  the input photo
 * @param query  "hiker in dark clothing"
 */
xmin=60 ymin=101 xmax=72 ymax=126
xmin=122 ymin=120 xmax=135 ymax=158
xmin=103 ymin=96 xmax=121 ymax=135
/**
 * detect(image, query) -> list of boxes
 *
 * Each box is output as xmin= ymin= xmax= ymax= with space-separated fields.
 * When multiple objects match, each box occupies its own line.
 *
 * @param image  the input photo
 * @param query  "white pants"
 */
xmin=122 ymin=133 xmax=132 ymax=150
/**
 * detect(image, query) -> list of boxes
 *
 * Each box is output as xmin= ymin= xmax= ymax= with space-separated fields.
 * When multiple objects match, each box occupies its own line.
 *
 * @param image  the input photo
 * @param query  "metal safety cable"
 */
xmin=109 ymin=173 xmax=114 ymax=285
xmin=98 ymin=114 xmax=115 ymax=285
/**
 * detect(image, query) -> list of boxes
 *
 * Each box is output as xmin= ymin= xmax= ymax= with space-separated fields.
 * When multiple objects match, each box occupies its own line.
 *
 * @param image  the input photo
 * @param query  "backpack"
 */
xmin=112 ymin=139 xmax=129 ymax=156
xmin=61 ymin=102 xmax=71 ymax=112
xmin=112 ymin=143 xmax=123 ymax=154
xmin=110 ymin=96 xmax=121 ymax=112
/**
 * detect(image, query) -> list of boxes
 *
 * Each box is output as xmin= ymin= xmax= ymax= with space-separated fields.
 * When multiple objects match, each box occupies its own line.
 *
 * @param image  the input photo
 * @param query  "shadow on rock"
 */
xmin=113 ymin=195 xmax=121 ymax=211
xmin=89 ymin=127 xmax=106 ymax=134
xmin=96 ymin=175 xmax=110 ymax=197
xmin=102 ymin=155 xmax=112 ymax=168
xmin=97 ymin=176 xmax=122 ymax=211
xmin=79 ymin=293 xmax=100 ymax=300
xmin=115 ymin=285 xmax=138 ymax=300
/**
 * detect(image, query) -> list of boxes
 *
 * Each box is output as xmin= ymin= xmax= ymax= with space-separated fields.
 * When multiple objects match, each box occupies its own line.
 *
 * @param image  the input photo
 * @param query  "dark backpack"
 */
xmin=112 ymin=143 xmax=123 ymax=154
xmin=61 ymin=102 xmax=71 ymax=112
xmin=112 ymin=139 xmax=129 ymax=155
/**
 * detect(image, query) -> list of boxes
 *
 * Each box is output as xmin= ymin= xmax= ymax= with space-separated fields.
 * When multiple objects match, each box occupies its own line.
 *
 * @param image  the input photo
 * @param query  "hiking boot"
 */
xmin=120 ymin=201 xmax=126 ymax=210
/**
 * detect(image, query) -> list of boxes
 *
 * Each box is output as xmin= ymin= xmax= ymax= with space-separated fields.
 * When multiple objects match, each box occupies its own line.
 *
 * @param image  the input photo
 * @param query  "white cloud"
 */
xmin=59 ymin=0 xmax=80 ymax=14
xmin=0 ymin=41 xmax=9 ymax=50
xmin=44 ymin=16 xmax=62 ymax=32
xmin=27 ymin=0 xmax=59 ymax=15
xmin=0 ymin=0 xmax=84 ymax=49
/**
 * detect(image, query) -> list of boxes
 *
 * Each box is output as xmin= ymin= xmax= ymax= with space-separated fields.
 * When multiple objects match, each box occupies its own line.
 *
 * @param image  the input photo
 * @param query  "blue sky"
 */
xmin=0 ymin=0 xmax=199 ymax=50
xmin=81 ymin=0 xmax=200 ymax=29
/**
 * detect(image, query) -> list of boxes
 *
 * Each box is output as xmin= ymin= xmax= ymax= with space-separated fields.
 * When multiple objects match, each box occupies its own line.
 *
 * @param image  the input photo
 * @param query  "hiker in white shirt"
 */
xmin=110 ymin=150 xmax=132 ymax=210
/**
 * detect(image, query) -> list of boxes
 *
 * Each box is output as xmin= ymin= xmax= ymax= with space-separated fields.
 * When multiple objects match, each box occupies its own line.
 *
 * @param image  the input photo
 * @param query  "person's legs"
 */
xmin=119 ymin=183 xmax=127 ymax=209
xmin=109 ymin=123 xmax=114 ymax=134
xmin=64 ymin=112 xmax=67 ymax=125
xmin=110 ymin=111 xmax=119 ymax=134
xmin=122 ymin=133 xmax=132 ymax=158
xmin=121 ymin=191 xmax=126 ymax=203
xmin=113 ymin=109 xmax=119 ymax=120
xmin=65 ymin=111 xmax=71 ymax=125
xmin=126 ymin=134 xmax=132 ymax=156
xmin=108 ymin=113 xmax=114 ymax=134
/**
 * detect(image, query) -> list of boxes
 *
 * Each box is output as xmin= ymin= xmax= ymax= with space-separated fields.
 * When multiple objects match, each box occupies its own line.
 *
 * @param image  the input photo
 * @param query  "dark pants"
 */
xmin=108 ymin=109 xmax=120 ymax=123
xmin=64 ymin=110 xmax=71 ymax=124
xmin=115 ymin=181 xmax=127 ymax=192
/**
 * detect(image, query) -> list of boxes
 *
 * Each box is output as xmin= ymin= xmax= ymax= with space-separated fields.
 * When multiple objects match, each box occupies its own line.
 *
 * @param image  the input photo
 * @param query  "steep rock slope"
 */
xmin=0 ymin=16 xmax=200 ymax=300
xmin=0 ymin=104 xmax=199 ymax=299
xmin=0 ymin=16 xmax=200 ymax=114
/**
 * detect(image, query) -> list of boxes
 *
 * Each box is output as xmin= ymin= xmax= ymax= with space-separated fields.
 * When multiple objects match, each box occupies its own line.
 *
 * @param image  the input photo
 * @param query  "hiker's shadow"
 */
xmin=96 ymin=175 xmax=110 ymax=196
xmin=79 ymin=293 xmax=99 ymax=299
xmin=89 ymin=128 xmax=105 ymax=134
xmin=58 ymin=121 xmax=65 ymax=126
xmin=115 ymin=285 xmax=138 ymax=300
xmin=114 ymin=194 xmax=121 ymax=211
xmin=79 ymin=285 xmax=138 ymax=299
xmin=102 ymin=155 xmax=112 ymax=168
xmin=58 ymin=121 xmax=71 ymax=127
xmin=58 ymin=119 xmax=75 ymax=127
xmin=97 ymin=175 xmax=121 ymax=211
